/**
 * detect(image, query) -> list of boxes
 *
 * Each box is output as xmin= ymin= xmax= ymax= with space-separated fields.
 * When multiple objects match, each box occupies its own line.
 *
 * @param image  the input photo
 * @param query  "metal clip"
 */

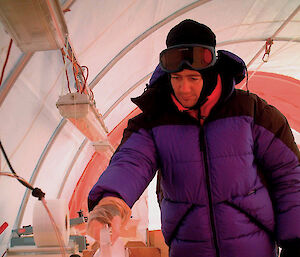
xmin=262 ymin=38 xmax=273 ymax=62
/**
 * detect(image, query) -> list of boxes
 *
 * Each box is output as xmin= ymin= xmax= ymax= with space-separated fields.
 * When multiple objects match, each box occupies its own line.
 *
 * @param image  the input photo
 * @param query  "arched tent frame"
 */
xmin=1 ymin=0 xmax=300 ymax=253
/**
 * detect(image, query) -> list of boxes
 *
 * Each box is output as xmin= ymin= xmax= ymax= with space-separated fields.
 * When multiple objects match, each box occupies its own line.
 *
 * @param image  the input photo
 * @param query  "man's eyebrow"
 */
xmin=171 ymin=73 xmax=201 ymax=76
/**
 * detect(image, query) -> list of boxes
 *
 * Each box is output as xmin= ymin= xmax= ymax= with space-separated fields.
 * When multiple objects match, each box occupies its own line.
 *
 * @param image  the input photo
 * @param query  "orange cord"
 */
xmin=61 ymin=44 xmax=93 ymax=98
xmin=60 ymin=49 xmax=71 ymax=93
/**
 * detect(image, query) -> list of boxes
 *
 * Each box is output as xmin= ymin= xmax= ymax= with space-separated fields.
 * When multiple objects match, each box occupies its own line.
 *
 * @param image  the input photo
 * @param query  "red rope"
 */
xmin=0 ymin=39 xmax=13 ymax=86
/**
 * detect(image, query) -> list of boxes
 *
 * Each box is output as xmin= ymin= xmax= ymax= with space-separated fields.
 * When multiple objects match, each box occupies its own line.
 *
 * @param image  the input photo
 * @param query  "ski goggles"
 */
xmin=159 ymin=44 xmax=216 ymax=73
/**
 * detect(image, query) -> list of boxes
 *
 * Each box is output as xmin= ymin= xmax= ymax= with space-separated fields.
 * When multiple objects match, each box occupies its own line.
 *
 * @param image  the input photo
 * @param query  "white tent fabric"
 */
xmin=0 ymin=0 xmax=300 ymax=254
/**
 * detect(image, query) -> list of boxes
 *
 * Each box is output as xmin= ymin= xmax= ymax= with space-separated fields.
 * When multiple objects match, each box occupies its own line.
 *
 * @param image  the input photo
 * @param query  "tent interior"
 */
xmin=0 ymin=0 xmax=299 ymax=256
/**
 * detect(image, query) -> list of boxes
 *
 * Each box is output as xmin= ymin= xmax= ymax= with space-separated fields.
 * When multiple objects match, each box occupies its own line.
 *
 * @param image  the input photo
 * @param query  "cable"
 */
xmin=81 ymin=66 xmax=89 ymax=82
xmin=0 ymin=140 xmax=34 ymax=190
xmin=0 ymin=39 xmax=13 ymax=87
xmin=0 ymin=171 xmax=30 ymax=184
xmin=1 ymin=250 xmax=7 ymax=257
xmin=69 ymin=49 xmax=81 ymax=93
xmin=0 ymin=171 xmax=67 ymax=256
xmin=72 ymin=61 xmax=80 ymax=92
xmin=61 ymin=46 xmax=80 ymax=93
xmin=60 ymin=48 xmax=71 ymax=93
xmin=62 ymin=44 xmax=93 ymax=97
xmin=0 ymin=141 xmax=67 ymax=257
xmin=0 ymin=140 xmax=45 ymax=199
xmin=60 ymin=41 xmax=94 ymax=101
xmin=79 ymin=65 xmax=88 ymax=94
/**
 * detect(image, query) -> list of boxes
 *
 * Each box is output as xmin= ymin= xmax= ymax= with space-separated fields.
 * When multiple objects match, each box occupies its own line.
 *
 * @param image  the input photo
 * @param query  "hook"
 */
xmin=262 ymin=38 xmax=273 ymax=62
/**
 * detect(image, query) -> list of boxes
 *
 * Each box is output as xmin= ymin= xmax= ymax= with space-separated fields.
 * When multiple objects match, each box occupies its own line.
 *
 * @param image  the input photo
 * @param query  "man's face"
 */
xmin=170 ymin=69 xmax=204 ymax=108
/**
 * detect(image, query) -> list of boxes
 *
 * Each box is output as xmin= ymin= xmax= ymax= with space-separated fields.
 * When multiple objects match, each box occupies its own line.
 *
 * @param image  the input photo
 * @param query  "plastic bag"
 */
xmin=94 ymin=225 xmax=127 ymax=257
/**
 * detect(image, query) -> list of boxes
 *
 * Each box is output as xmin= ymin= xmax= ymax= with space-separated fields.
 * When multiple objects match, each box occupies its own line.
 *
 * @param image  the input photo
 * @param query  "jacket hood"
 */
xmin=132 ymin=50 xmax=246 ymax=113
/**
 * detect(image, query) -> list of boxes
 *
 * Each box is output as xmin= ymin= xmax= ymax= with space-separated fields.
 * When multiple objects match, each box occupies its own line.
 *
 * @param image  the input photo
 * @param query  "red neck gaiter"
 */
xmin=171 ymin=75 xmax=222 ymax=124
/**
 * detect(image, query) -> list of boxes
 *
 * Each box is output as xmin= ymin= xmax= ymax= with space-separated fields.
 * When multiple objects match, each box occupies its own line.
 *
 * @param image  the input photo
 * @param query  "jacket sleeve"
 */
xmin=252 ymin=98 xmax=300 ymax=249
xmin=88 ymin=115 xmax=158 ymax=211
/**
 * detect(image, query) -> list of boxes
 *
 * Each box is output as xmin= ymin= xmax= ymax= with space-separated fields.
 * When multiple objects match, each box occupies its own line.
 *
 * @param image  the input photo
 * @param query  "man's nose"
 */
xmin=180 ymin=78 xmax=191 ymax=93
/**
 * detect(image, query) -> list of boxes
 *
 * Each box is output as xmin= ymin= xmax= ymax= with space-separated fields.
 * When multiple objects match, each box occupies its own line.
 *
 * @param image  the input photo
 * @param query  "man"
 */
xmin=87 ymin=19 xmax=300 ymax=257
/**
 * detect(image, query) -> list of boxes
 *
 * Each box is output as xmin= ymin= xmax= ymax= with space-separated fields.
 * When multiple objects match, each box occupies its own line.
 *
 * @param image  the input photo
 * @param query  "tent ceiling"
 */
xmin=62 ymin=0 xmax=300 ymax=130
xmin=0 ymin=0 xmax=299 ymax=253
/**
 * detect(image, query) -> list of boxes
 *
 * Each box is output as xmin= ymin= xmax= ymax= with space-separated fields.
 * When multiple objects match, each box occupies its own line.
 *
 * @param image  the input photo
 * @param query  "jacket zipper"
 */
xmin=199 ymin=125 xmax=220 ymax=257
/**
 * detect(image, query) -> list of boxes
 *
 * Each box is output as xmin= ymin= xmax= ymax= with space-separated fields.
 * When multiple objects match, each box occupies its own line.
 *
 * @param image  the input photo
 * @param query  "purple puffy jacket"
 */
xmin=88 ymin=51 xmax=300 ymax=257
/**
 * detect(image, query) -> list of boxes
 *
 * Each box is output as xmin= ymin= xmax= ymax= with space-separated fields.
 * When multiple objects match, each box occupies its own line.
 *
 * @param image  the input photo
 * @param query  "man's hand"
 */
xmin=87 ymin=215 xmax=122 ymax=244
xmin=86 ymin=197 xmax=131 ymax=245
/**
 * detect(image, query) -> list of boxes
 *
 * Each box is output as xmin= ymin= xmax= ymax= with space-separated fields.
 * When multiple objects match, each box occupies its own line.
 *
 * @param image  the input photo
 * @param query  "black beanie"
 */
xmin=166 ymin=19 xmax=218 ymax=108
xmin=166 ymin=19 xmax=216 ymax=48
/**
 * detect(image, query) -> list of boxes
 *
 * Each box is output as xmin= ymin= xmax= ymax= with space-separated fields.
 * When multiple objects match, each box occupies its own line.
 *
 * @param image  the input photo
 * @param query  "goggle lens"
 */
xmin=160 ymin=45 xmax=215 ymax=72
